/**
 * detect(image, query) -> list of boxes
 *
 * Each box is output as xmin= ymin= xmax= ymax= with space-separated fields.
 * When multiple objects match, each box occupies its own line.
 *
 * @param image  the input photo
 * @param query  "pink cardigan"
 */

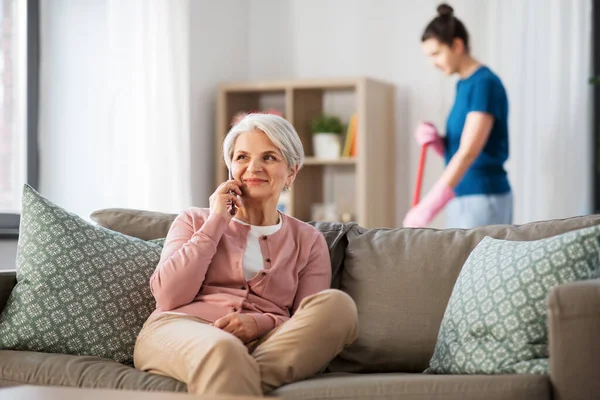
xmin=149 ymin=208 xmax=332 ymax=336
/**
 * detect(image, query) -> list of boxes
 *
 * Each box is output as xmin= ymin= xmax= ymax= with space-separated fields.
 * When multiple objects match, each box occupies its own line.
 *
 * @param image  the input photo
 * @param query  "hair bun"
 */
xmin=437 ymin=3 xmax=454 ymax=17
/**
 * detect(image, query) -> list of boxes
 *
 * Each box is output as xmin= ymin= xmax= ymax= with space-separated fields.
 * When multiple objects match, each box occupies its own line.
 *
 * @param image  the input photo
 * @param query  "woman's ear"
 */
xmin=452 ymin=37 xmax=466 ymax=54
xmin=286 ymin=164 xmax=300 ymax=187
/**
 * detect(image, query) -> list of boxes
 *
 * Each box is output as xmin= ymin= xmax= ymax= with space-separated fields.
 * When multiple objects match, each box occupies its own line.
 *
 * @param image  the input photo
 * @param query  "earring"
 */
xmin=284 ymin=184 xmax=290 ymax=191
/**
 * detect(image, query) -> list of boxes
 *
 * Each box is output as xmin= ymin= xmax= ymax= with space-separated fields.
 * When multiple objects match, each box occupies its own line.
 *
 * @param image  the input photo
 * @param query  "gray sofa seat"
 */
xmin=271 ymin=372 xmax=550 ymax=400
xmin=0 ymin=350 xmax=185 ymax=392
xmin=0 ymin=350 xmax=550 ymax=400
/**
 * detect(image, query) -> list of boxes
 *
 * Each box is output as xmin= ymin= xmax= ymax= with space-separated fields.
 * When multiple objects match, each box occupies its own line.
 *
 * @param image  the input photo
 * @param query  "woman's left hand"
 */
xmin=213 ymin=313 xmax=259 ymax=343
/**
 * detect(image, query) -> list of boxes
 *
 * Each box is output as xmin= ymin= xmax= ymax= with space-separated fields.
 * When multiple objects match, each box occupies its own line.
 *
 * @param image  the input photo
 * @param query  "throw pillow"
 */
xmin=0 ymin=185 xmax=164 ymax=365
xmin=428 ymin=225 xmax=600 ymax=374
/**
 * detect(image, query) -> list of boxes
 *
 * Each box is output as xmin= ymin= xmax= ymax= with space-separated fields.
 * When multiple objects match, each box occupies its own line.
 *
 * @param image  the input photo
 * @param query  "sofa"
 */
xmin=0 ymin=208 xmax=599 ymax=400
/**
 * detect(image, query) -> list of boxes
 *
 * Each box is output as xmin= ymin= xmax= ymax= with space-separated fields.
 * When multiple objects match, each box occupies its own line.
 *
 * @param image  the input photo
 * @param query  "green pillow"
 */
xmin=428 ymin=225 xmax=600 ymax=374
xmin=0 ymin=185 xmax=164 ymax=365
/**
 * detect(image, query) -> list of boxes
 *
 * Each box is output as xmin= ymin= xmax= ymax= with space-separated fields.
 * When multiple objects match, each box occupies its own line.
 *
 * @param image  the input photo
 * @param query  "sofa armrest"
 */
xmin=548 ymin=278 xmax=600 ymax=400
xmin=0 ymin=270 xmax=16 ymax=314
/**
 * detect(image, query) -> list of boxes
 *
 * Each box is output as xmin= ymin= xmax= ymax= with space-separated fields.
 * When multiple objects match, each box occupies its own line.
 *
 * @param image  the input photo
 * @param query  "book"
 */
xmin=342 ymin=114 xmax=357 ymax=157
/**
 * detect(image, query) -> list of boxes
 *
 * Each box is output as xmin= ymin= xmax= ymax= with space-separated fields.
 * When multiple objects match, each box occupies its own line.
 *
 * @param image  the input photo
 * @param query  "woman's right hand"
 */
xmin=209 ymin=179 xmax=243 ymax=219
xmin=415 ymin=122 xmax=445 ymax=157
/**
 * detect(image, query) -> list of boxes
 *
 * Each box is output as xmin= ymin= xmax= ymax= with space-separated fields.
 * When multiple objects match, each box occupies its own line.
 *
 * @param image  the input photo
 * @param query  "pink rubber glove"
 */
xmin=415 ymin=122 xmax=445 ymax=157
xmin=403 ymin=181 xmax=455 ymax=228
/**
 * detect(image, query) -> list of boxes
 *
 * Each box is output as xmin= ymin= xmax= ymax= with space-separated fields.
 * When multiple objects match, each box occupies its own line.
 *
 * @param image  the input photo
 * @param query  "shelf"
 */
xmin=303 ymin=157 xmax=356 ymax=166
xmin=219 ymin=77 xmax=396 ymax=93
xmin=220 ymin=77 xmax=360 ymax=92
xmin=216 ymin=77 xmax=397 ymax=228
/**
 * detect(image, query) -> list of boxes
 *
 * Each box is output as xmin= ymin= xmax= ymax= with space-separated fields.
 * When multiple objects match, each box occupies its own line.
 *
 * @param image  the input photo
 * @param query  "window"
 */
xmin=0 ymin=0 xmax=38 ymax=238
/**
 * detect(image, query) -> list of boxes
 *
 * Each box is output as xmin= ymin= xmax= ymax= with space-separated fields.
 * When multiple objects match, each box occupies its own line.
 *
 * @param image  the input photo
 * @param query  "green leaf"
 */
xmin=310 ymin=114 xmax=344 ymax=134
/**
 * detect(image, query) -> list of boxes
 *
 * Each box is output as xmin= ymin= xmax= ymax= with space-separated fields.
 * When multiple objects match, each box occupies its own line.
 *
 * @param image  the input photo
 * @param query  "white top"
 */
xmin=233 ymin=214 xmax=283 ymax=281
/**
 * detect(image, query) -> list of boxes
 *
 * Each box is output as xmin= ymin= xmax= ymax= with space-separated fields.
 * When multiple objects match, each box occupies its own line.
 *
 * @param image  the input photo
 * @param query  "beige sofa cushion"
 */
xmin=273 ymin=372 xmax=550 ymax=400
xmin=0 ymin=349 xmax=550 ymax=400
xmin=90 ymin=208 xmax=177 ymax=240
xmin=0 ymin=350 xmax=186 ymax=391
xmin=328 ymin=215 xmax=600 ymax=374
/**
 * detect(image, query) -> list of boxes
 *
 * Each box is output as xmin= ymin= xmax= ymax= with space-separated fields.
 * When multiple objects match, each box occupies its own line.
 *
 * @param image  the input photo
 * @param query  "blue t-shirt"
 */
xmin=445 ymin=66 xmax=511 ymax=196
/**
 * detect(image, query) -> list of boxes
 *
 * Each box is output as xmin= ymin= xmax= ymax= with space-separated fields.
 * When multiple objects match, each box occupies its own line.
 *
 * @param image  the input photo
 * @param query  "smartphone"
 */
xmin=228 ymin=170 xmax=237 ymax=216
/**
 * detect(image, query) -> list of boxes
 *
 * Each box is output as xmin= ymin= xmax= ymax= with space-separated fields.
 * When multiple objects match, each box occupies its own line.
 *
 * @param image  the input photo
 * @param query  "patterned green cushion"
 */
xmin=428 ymin=225 xmax=600 ymax=374
xmin=0 ymin=185 xmax=163 ymax=365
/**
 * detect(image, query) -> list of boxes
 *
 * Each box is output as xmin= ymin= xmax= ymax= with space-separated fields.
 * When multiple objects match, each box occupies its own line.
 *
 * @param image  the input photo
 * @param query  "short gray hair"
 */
xmin=223 ymin=113 xmax=305 ymax=170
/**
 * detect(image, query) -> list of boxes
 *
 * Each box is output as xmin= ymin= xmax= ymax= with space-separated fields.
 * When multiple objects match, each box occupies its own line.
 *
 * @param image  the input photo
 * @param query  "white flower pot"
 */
xmin=312 ymin=133 xmax=341 ymax=159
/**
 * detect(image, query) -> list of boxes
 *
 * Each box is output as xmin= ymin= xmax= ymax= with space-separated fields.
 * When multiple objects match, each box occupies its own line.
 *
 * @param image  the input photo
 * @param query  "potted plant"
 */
xmin=310 ymin=114 xmax=344 ymax=159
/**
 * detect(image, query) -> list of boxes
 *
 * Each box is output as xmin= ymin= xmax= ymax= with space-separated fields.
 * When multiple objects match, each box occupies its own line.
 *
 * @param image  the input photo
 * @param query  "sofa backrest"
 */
xmin=91 ymin=208 xmax=177 ymax=241
xmin=91 ymin=208 xmax=358 ymax=288
xmin=91 ymin=208 xmax=600 ymax=373
xmin=326 ymin=215 xmax=600 ymax=374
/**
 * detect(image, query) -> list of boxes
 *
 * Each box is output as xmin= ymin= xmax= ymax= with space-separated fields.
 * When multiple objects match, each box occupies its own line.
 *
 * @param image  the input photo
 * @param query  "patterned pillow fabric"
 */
xmin=428 ymin=225 xmax=600 ymax=374
xmin=0 ymin=185 xmax=163 ymax=365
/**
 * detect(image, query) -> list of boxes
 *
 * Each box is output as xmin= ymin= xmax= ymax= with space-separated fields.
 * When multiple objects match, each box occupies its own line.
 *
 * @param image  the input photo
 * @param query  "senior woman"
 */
xmin=133 ymin=113 xmax=359 ymax=396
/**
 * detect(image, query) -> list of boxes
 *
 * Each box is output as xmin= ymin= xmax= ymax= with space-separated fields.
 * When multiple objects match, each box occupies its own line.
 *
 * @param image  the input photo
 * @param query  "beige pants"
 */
xmin=134 ymin=289 xmax=358 ymax=396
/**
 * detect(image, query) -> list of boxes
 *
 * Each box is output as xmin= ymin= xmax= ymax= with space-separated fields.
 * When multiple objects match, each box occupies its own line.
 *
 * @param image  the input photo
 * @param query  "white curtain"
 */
xmin=482 ymin=0 xmax=593 ymax=223
xmin=107 ymin=0 xmax=192 ymax=213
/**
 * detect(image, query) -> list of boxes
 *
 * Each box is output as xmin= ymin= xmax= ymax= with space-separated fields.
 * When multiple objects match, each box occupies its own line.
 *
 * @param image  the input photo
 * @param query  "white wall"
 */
xmin=189 ymin=0 xmax=249 ymax=206
xmin=247 ymin=0 xmax=492 ymax=227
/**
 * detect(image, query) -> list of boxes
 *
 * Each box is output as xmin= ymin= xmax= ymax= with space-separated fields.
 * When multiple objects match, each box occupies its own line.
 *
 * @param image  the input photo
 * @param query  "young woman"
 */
xmin=403 ymin=3 xmax=513 ymax=229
